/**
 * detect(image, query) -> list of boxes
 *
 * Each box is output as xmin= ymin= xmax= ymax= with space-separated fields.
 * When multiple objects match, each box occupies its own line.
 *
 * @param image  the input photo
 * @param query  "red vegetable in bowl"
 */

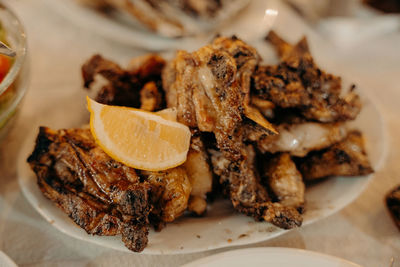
xmin=0 ymin=54 xmax=10 ymax=82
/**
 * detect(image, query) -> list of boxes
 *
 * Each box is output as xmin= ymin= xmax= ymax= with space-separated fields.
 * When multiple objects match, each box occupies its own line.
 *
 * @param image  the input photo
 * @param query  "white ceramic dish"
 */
xmin=17 ymin=84 xmax=385 ymax=254
xmin=181 ymin=247 xmax=361 ymax=267
xmin=0 ymin=251 xmax=17 ymax=267
xmin=42 ymin=0 xmax=278 ymax=51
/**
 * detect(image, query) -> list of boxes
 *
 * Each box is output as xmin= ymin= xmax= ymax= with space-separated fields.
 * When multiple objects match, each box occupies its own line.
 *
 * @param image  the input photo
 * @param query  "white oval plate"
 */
xmin=17 ymin=86 xmax=386 ymax=255
xmin=182 ymin=247 xmax=361 ymax=267
xmin=42 ymin=0 xmax=276 ymax=51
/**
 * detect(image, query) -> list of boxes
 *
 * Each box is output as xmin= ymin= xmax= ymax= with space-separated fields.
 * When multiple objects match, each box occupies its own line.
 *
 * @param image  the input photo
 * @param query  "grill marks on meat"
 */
xmin=297 ymin=130 xmax=373 ymax=181
xmin=386 ymin=185 xmax=400 ymax=231
xmin=71 ymin=144 xmax=150 ymax=218
xmin=27 ymin=127 xmax=150 ymax=252
xmin=28 ymin=127 xmax=193 ymax=251
xmin=252 ymin=31 xmax=361 ymax=123
xmin=82 ymin=54 xmax=165 ymax=109
xmin=37 ymin=172 xmax=149 ymax=252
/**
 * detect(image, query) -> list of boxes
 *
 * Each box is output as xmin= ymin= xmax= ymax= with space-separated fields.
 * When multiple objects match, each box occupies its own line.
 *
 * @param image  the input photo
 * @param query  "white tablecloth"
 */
xmin=0 ymin=1 xmax=399 ymax=266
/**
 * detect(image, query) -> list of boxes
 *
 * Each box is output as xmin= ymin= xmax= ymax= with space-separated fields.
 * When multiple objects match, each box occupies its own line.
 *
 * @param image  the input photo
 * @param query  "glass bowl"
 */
xmin=0 ymin=3 xmax=28 ymax=142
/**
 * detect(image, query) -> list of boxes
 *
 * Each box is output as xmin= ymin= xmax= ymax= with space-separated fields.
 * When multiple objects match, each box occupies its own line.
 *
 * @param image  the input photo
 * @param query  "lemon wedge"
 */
xmin=87 ymin=97 xmax=190 ymax=171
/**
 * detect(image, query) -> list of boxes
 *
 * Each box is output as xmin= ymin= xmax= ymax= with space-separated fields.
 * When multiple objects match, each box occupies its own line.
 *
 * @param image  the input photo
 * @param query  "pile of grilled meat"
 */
xmin=28 ymin=32 xmax=373 ymax=252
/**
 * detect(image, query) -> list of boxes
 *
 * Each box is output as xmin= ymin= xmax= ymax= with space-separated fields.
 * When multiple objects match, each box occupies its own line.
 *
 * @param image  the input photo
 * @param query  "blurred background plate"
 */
xmin=42 ymin=0 xmax=279 ymax=51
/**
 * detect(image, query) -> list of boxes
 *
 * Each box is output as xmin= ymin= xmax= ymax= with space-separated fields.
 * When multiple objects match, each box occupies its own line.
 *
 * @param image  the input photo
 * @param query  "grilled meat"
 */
xmin=298 ymin=130 xmax=374 ymax=181
xmin=143 ymin=167 xmax=191 ymax=229
xmin=82 ymin=54 xmax=140 ymax=107
xmin=184 ymin=130 xmax=213 ymax=215
xmin=127 ymin=54 xmax=166 ymax=80
xmin=27 ymin=127 xmax=151 ymax=252
xmin=28 ymin=126 xmax=194 ymax=250
xmin=28 ymin=127 xmax=151 ymax=219
xmin=386 ymin=185 xmax=400 ymax=231
xmin=36 ymin=172 xmax=149 ymax=252
xmin=210 ymin=146 xmax=302 ymax=229
xmin=28 ymin=32 xmax=375 ymax=252
xmin=163 ymin=36 xmax=300 ymax=228
xmin=212 ymin=36 xmax=276 ymax=134
xmin=163 ymin=50 xmax=199 ymax=128
xmin=82 ymin=54 xmax=165 ymax=109
xmin=262 ymin=153 xmax=305 ymax=211
xmin=163 ymin=36 xmax=275 ymax=161
xmin=253 ymin=31 xmax=361 ymax=123
xmin=195 ymin=44 xmax=244 ymax=160
xmin=258 ymin=122 xmax=347 ymax=157
xmin=140 ymin=81 xmax=163 ymax=111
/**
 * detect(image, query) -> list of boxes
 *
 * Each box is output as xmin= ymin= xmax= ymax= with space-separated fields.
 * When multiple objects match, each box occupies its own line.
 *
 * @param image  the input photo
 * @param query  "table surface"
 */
xmin=0 ymin=1 xmax=399 ymax=266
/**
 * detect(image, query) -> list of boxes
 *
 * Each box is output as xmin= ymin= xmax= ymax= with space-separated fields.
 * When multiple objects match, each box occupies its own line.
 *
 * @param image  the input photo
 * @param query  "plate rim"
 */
xmin=181 ymin=247 xmax=362 ymax=267
xmin=0 ymin=251 xmax=17 ymax=267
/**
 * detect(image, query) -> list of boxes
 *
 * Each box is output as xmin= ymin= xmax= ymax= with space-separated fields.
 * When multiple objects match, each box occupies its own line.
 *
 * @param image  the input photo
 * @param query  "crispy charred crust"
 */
xmin=162 ymin=36 xmax=275 ymax=163
xmin=236 ymin=202 xmax=302 ymax=229
xmin=82 ymin=54 xmax=126 ymax=89
xmin=37 ymin=175 xmax=121 ymax=236
xmin=297 ymin=130 xmax=374 ymax=181
xmin=254 ymin=31 xmax=361 ymax=123
xmin=27 ymin=127 xmax=54 ymax=163
xmin=82 ymin=54 xmax=141 ymax=107
xmin=121 ymin=222 xmax=149 ymax=252
xmin=33 ymin=161 xmax=149 ymax=252
xmin=82 ymin=54 xmax=165 ymax=109
xmin=386 ymin=185 xmax=400 ymax=231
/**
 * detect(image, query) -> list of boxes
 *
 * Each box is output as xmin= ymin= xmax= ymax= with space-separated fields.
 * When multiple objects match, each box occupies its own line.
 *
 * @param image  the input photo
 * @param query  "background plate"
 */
xmin=182 ymin=247 xmax=361 ymax=267
xmin=42 ymin=0 xmax=275 ymax=51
